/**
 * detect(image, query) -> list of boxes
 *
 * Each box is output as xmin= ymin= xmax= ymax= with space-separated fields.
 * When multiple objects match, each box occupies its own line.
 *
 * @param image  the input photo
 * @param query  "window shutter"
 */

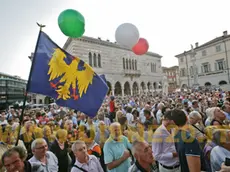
xmin=223 ymin=61 xmax=227 ymax=69
xmin=215 ymin=62 xmax=218 ymax=71
xmin=201 ymin=66 xmax=204 ymax=73
xmin=208 ymin=63 xmax=211 ymax=72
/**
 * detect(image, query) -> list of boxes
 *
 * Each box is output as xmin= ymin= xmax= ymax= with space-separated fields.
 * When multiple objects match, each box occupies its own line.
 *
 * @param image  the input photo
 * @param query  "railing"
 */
xmin=123 ymin=69 xmax=141 ymax=76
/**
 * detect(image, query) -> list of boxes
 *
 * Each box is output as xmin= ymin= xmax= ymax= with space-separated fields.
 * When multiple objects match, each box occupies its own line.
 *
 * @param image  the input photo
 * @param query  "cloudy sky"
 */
xmin=1 ymin=0 xmax=230 ymax=79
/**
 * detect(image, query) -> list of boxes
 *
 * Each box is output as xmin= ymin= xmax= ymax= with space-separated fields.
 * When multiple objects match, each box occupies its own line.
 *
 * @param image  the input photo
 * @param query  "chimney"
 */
xmin=195 ymin=42 xmax=199 ymax=48
xmin=223 ymin=31 xmax=228 ymax=37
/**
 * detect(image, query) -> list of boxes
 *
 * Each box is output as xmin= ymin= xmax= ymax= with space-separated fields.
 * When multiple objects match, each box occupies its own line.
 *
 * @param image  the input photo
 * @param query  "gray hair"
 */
xmin=157 ymin=103 xmax=164 ymax=108
xmin=189 ymin=111 xmax=202 ymax=120
xmin=206 ymin=107 xmax=217 ymax=121
xmin=31 ymin=138 xmax=47 ymax=150
xmin=65 ymin=120 xmax=73 ymax=125
xmin=131 ymin=140 xmax=145 ymax=155
xmin=71 ymin=140 xmax=86 ymax=153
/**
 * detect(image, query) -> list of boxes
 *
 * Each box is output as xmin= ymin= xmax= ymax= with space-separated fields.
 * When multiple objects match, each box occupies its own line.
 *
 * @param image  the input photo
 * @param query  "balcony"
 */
xmin=123 ymin=69 xmax=141 ymax=76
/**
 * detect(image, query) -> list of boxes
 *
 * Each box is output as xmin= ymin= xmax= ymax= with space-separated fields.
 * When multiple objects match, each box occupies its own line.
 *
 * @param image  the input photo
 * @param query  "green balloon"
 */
xmin=58 ymin=9 xmax=85 ymax=38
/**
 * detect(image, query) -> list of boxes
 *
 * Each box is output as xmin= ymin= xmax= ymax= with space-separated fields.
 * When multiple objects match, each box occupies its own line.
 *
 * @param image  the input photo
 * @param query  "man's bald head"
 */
xmin=110 ymin=122 xmax=121 ymax=129
xmin=109 ymin=122 xmax=121 ymax=140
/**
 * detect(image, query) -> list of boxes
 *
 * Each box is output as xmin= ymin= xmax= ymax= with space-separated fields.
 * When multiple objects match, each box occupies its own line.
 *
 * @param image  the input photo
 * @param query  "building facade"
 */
xmin=175 ymin=31 xmax=230 ymax=88
xmin=63 ymin=36 xmax=163 ymax=96
xmin=162 ymin=66 xmax=179 ymax=92
xmin=0 ymin=72 xmax=27 ymax=110
xmin=27 ymin=93 xmax=47 ymax=104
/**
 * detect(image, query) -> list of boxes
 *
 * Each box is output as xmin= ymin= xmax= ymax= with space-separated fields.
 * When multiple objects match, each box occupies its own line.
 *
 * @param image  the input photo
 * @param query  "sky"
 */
xmin=1 ymin=0 xmax=230 ymax=80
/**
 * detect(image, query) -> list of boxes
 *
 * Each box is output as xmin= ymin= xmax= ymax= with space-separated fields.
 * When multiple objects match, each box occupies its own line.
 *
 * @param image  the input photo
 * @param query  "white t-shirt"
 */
xmin=126 ymin=113 xmax=134 ymax=126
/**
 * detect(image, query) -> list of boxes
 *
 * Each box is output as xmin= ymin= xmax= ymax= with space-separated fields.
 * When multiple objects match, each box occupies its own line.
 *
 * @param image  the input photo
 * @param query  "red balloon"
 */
xmin=132 ymin=38 xmax=149 ymax=55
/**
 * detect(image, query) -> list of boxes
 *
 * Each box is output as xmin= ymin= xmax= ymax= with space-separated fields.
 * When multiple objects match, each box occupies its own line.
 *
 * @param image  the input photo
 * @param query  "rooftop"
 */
xmin=63 ymin=36 xmax=162 ymax=58
xmin=0 ymin=72 xmax=27 ymax=82
xmin=175 ymin=31 xmax=230 ymax=57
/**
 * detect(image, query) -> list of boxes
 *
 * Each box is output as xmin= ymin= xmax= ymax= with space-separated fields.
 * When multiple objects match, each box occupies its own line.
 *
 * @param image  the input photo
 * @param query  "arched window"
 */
xmin=135 ymin=60 xmax=137 ymax=70
xmin=151 ymin=63 xmax=153 ymax=72
xmin=132 ymin=60 xmax=134 ymax=70
xmin=129 ymin=59 xmax=132 ymax=69
xmin=93 ymin=53 xmax=97 ymax=67
xmin=123 ymin=58 xmax=125 ymax=69
xmin=88 ymin=52 xmax=92 ymax=66
xmin=98 ymin=54 xmax=101 ymax=68
xmin=126 ymin=59 xmax=128 ymax=69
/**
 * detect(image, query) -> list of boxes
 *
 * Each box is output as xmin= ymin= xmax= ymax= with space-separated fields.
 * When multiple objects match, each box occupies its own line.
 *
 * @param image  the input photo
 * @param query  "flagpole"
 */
xmin=15 ymin=23 xmax=45 ymax=146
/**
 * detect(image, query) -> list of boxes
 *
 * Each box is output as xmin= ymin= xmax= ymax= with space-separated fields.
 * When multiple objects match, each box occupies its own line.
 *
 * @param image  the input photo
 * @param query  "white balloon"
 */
xmin=115 ymin=23 xmax=139 ymax=49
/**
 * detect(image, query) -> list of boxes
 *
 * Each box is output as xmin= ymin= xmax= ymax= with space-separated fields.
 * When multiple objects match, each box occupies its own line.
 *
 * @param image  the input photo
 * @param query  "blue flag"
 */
xmin=28 ymin=31 xmax=108 ymax=117
xmin=100 ymin=74 xmax=106 ymax=83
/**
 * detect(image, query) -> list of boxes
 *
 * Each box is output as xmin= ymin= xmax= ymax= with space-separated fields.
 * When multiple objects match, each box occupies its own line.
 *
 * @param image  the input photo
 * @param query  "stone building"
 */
xmin=175 ymin=31 xmax=230 ymax=89
xmin=162 ymin=66 xmax=179 ymax=92
xmin=0 ymin=72 xmax=27 ymax=110
xmin=63 ymin=36 xmax=163 ymax=96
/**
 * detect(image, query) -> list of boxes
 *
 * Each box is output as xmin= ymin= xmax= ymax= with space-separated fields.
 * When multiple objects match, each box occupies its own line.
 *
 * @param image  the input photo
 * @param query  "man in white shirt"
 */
xmin=126 ymin=106 xmax=134 ymax=126
xmin=71 ymin=140 xmax=104 ymax=172
xmin=156 ymin=103 xmax=164 ymax=124
xmin=47 ymin=108 xmax=55 ymax=119
xmin=152 ymin=111 xmax=180 ymax=172
xmin=29 ymin=138 xmax=58 ymax=172
xmin=0 ymin=112 xmax=8 ymax=126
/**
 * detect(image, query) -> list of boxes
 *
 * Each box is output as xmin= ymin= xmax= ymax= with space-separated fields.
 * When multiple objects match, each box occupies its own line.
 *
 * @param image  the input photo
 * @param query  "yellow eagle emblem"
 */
xmin=47 ymin=48 xmax=95 ymax=100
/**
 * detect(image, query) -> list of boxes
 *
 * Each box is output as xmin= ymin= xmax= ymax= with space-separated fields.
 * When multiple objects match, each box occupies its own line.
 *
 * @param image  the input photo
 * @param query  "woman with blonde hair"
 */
xmin=115 ymin=110 xmax=123 ymax=122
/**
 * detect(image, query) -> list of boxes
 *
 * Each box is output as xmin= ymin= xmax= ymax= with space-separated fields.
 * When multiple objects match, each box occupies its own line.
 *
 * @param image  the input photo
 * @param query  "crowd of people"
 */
xmin=0 ymin=90 xmax=230 ymax=172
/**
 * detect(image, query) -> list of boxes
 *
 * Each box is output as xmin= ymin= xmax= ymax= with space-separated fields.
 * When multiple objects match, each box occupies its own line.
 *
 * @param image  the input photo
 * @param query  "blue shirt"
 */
xmin=211 ymin=146 xmax=230 ymax=172
xmin=103 ymin=136 xmax=132 ymax=172
xmin=72 ymin=116 xmax=77 ymax=125
xmin=174 ymin=130 xmax=201 ymax=172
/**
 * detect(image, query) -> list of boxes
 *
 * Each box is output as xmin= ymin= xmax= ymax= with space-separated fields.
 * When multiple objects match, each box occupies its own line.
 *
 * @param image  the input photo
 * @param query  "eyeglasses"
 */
xmin=35 ymin=145 xmax=48 ymax=150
